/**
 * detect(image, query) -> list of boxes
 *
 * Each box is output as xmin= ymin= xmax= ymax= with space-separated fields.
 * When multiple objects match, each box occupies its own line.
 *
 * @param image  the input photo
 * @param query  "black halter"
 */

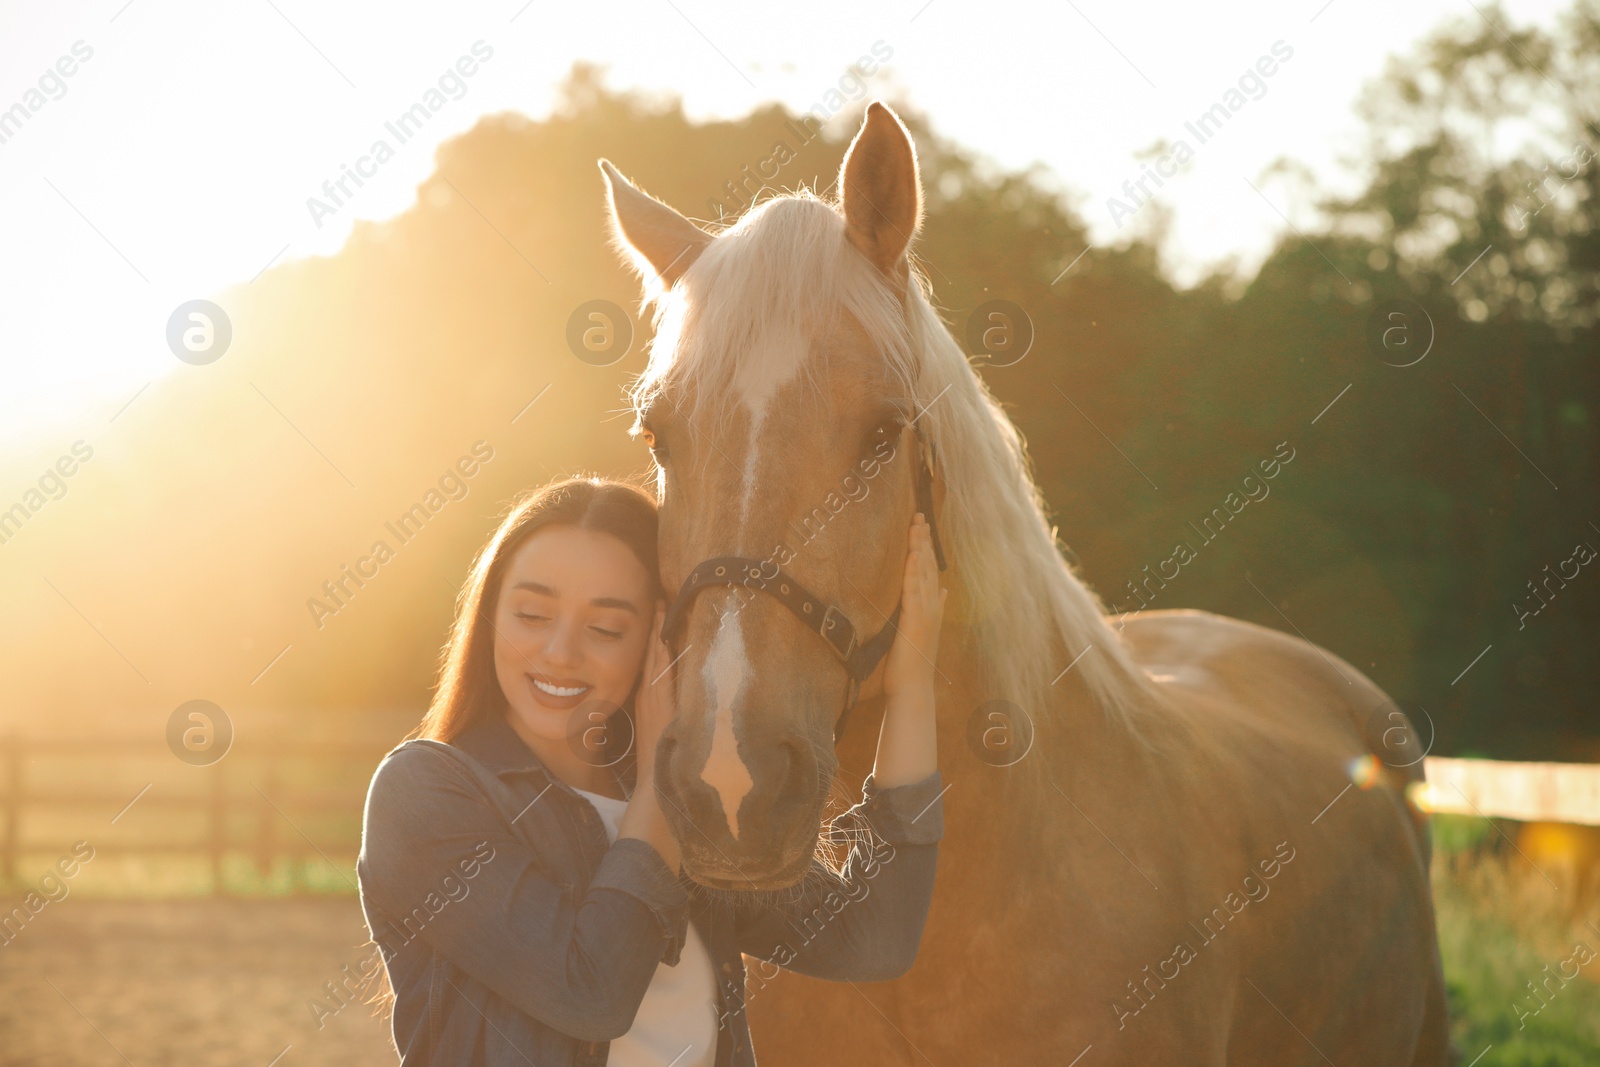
xmin=659 ymin=428 xmax=947 ymax=745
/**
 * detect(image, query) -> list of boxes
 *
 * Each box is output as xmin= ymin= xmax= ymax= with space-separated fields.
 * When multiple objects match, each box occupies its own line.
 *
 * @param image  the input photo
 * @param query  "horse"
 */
xmin=599 ymin=102 xmax=1451 ymax=1065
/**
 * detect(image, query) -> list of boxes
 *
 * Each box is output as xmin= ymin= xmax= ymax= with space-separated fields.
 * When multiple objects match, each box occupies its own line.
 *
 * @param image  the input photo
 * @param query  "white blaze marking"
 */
xmin=702 ymin=607 xmax=755 ymax=839
xmin=734 ymin=330 xmax=806 ymax=522
xmin=702 ymin=329 xmax=807 ymax=832
xmin=735 ymin=330 xmax=804 ymax=426
xmin=739 ymin=420 xmax=764 ymax=527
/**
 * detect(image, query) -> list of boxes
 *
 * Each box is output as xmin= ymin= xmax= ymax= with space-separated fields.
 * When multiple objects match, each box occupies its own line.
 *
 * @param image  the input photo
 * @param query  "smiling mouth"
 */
xmin=531 ymin=676 xmax=590 ymax=698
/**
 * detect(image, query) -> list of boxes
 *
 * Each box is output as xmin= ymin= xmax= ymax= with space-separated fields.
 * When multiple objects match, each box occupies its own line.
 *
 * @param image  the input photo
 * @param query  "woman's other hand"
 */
xmin=883 ymin=513 xmax=947 ymax=700
xmin=873 ymin=513 xmax=944 ymax=788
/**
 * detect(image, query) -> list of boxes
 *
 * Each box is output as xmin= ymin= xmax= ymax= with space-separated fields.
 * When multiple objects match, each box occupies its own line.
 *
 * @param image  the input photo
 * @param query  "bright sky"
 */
xmin=0 ymin=0 xmax=1574 ymax=446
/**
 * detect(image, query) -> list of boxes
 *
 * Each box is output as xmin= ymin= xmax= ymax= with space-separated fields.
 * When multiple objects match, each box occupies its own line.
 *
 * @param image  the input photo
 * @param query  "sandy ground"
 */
xmin=6 ymin=861 xmax=1592 ymax=1064
xmin=0 ymin=898 xmax=396 ymax=1066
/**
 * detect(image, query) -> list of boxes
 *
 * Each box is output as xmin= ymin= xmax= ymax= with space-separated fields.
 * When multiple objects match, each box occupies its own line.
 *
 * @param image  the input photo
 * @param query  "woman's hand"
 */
xmin=621 ymin=602 xmax=683 ymax=873
xmin=873 ymin=514 xmax=945 ymax=788
xmin=633 ymin=602 xmax=675 ymax=786
xmin=883 ymin=513 xmax=947 ymax=700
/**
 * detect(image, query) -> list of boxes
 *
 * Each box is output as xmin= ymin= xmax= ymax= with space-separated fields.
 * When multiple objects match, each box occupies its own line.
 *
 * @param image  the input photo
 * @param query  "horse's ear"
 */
xmin=600 ymin=159 xmax=711 ymax=290
xmin=838 ymin=103 xmax=922 ymax=280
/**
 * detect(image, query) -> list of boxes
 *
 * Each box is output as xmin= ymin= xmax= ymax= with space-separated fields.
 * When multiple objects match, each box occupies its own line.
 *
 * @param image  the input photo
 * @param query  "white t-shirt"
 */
xmin=572 ymin=786 xmax=719 ymax=1067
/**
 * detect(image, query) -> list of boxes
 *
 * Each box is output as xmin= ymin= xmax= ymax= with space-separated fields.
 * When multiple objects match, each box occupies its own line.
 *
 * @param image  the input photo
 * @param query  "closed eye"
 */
xmin=516 ymin=612 xmax=623 ymax=640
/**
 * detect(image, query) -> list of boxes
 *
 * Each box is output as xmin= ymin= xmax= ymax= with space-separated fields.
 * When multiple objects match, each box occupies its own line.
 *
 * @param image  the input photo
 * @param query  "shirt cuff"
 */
xmin=859 ymin=769 xmax=945 ymax=846
xmin=590 ymin=836 xmax=691 ymax=966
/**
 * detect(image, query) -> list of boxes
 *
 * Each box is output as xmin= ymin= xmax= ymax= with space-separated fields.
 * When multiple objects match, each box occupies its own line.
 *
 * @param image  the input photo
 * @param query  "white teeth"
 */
xmin=533 ymin=677 xmax=588 ymax=698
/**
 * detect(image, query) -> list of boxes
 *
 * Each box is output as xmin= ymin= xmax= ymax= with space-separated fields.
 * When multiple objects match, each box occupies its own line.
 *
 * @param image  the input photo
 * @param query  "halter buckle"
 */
xmin=820 ymin=605 xmax=857 ymax=661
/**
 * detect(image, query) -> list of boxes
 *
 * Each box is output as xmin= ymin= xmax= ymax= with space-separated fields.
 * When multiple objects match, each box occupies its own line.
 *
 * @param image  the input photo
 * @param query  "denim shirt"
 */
xmin=357 ymin=711 xmax=944 ymax=1067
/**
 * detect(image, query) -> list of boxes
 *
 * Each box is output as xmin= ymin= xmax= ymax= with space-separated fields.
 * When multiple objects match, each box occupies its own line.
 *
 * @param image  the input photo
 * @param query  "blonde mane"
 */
xmin=629 ymin=191 xmax=1158 ymax=730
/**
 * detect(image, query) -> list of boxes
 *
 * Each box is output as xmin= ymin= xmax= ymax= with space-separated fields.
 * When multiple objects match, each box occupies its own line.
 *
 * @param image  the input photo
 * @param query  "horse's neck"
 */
xmin=934 ymin=581 xmax=1141 ymax=835
xmin=834 ymin=559 xmax=1124 ymax=829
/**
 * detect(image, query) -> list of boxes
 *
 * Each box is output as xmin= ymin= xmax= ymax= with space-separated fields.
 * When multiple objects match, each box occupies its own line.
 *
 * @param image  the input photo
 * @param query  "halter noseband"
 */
xmin=659 ymin=428 xmax=947 ymax=745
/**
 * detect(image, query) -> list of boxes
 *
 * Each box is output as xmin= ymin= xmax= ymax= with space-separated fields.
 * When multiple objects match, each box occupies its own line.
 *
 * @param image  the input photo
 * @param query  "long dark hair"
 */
xmin=407 ymin=475 xmax=662 ymax=744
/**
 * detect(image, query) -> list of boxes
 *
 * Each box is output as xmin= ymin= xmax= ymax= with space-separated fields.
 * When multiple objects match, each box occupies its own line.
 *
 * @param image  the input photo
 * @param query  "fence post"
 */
xmin=256 ymin=766 xmax=277 ymax=887
xmin=1 ymin=732 xmax=18 ymax=886
xmin=209 ymin=765 xmax=227 ymax=895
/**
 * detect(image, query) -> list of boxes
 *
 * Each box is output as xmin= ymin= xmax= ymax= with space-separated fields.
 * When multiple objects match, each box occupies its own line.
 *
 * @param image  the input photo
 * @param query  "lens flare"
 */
xmin=1346 ymin=753 xmax=1381 ymax=789
xmin=1405 ymin=780 xmax=1439 ymax=812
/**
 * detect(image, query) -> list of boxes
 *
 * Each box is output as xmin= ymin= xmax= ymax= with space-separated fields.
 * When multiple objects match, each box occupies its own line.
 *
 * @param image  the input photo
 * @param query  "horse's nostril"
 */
xmin=782 ymin=738 xmax=810 ymax=794
xmin=770 ymin=736 xmax=820 ymax=818
xmin=654 ymin=735 xmax=678 ymax=790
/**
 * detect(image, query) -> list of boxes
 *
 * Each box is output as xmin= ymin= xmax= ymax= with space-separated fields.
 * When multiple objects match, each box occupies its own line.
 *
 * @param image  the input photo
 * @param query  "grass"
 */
xmin=1431 ymin=815 xmax=1600 ymax=1065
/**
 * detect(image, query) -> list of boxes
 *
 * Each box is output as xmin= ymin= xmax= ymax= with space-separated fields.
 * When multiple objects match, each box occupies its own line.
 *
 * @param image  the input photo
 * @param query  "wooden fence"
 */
xmin=2 ymin=735 xmax=1598 ymax=893
xmin=0 ymin=732 xmax=394 ymax=892
xmin=1421 ymin=757 xmax=1600 ymax=827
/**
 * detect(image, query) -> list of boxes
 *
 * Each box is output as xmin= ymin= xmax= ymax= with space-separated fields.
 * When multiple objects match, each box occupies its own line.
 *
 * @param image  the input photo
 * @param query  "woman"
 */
xmin=358 ymin=476 xmax=946 ymax=1066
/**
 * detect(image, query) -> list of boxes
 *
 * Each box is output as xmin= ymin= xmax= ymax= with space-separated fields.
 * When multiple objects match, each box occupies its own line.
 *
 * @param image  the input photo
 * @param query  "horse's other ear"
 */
xmin=838 ymin=102 xmax=922 ymax=280
xmin=599 ymin=159 xmax=711 ymax=291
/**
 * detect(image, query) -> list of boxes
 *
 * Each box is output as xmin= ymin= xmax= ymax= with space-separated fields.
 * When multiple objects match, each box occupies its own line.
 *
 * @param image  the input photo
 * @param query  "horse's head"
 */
xmin=601 ymin=104 xmax=937 ymax=889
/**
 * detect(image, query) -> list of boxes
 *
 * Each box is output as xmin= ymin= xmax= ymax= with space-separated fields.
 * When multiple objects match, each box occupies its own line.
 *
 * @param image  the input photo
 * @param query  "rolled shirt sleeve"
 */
xmin=857 ymin=768 xmax=945 ymax=845
xmin=733 ymin=768 xmax=943 ymax=982
xmin=589 ymin=836 xmax=692 ymax=966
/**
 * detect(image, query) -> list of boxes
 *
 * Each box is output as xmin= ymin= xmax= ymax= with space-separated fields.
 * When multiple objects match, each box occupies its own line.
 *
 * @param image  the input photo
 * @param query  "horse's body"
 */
xmin=747 ymin=609 xmax=1450 ymax=1064
xmin=601 ymin=103 xmax=1450 ymax=1064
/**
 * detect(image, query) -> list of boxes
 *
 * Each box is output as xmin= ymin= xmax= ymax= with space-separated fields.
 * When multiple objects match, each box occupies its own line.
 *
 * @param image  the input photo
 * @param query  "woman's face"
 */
xmin=492 ymin=524 xmax=657 ymax=746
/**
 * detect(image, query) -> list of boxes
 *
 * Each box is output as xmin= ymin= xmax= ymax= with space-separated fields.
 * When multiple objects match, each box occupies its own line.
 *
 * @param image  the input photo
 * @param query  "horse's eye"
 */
xmin=859 ymin=414 xmax=904 ymax=462
xmin=642 ymin=428 xmax=670 ymax=462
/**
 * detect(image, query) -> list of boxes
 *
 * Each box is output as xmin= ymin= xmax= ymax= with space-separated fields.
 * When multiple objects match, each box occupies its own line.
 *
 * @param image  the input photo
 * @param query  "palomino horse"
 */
xmin=601 ymin=103 xmax=1450 ymax=1065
